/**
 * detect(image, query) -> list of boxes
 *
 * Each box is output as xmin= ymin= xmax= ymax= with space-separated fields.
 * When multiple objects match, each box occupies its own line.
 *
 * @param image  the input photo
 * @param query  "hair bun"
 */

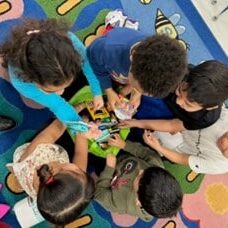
xmin=37 ymin=164 xmax=53 ymax=185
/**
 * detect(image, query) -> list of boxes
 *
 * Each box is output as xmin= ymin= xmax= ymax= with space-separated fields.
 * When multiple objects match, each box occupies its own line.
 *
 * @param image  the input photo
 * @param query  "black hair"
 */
xmin=131 ymin=34 xmax=187 ymax=98
xmin=184 ymin=60 xmax=228 ymax=108
xmin=138 ymin=167 xmax=183 ymax=218
xmin=1 ymin=18 xmax=82 ymax=86
xmin=37 ymin=164 xmax=95 ymax=225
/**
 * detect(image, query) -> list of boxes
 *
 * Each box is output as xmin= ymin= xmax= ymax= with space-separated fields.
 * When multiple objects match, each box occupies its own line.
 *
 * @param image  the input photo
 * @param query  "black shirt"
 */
xmin=165 ymin=93 xmax=222 ymax=130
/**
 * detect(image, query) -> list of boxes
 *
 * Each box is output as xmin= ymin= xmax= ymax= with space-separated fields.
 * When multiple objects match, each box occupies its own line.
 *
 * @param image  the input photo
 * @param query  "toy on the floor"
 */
xmin=69 ymin=86 xmax=130 ymax=158
xmin=113 ymin=96 xmax=137 ymax=120
xmin=104 ymin=9 xmax=139 ymax=33
xmin=79 ymin=101 xmax=120 ymax=148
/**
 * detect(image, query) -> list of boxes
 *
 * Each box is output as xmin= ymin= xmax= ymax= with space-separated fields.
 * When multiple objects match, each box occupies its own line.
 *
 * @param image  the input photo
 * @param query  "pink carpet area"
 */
xmin=0 ymin=0 xmax=228 ymax=227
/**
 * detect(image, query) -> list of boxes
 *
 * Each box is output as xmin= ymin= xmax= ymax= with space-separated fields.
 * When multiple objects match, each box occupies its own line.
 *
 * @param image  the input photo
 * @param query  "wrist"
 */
xmin=155 ymin=144 xmax=165 ymax=154
xmin=77 ymin=132 xmax=87 ymax=140
xmin=120 ymin=141 xmax=126 ymax=149
xmin=105 ymin=88 xmax=114 ymax=95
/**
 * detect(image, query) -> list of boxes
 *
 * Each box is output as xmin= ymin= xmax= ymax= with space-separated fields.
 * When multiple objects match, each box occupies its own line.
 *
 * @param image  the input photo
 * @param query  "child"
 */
xmin=120 ymin=60 xmax=228 ymax=132
xmin=95 ymin=134 xmax=183 ymax=221
xmin=7 ymin=116 xmax=101 ymax=225
xmin=142 ymin=107 xmax=228 ymax=174
xmin=87 ymin=27 xmax=187 ymax=110
xmin=1 ymin=19 xmax=103 ymax=133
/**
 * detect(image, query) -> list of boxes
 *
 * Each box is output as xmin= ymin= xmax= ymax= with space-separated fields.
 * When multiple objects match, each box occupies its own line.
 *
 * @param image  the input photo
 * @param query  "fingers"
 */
xmin=107 ymin=135 xmax=118 ymax=145
xmin=93 ymin=96 xmax=104 ymax=110
xmin=107 ymin=134 xmax=120 ymax=146
xmin=111 ymin=99 xmax=121 ymax=111
xmin=143 ymin=130 xmax=153 ymax=142
xmin=106 ymin=153 xmax=115 ymax=159
xmin=113 ymin=133 xmax=120 ymax=139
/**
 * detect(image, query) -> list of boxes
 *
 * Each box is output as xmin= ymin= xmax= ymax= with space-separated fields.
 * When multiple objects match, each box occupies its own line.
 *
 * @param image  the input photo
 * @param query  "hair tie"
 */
xmin=45 ymin=176 xmax=54 ymax=185
xmin=26 ymin=30 xmax=40 ymax=35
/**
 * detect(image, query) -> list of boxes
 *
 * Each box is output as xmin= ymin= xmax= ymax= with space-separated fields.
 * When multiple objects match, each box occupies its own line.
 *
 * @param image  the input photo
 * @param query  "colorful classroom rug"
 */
xmin=0 ymin=0 xmax=227 ymax=227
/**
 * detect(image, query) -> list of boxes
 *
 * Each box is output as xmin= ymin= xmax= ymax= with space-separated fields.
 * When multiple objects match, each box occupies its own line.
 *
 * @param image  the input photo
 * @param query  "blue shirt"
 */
xmin=87 ymin=28 xmax=146 ymax=90
xmin=9 ymin=32 xmax=102 ymax=133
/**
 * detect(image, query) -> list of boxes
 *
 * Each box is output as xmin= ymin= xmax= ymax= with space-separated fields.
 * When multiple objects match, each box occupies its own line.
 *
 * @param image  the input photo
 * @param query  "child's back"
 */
xmin=95 ymin=139 xmax=182 ymax=221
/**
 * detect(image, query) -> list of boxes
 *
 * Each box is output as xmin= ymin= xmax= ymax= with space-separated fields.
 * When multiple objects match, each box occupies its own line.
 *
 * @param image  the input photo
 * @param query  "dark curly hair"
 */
xmin=131 ymin=34 xmax=187 ymax=98
xmin=138 ymin=167 xmax=183 ymax=218
xmin=184 ymin=60 xmax=228 ymax=108
xmin=37 ymin=164 xmax=95 ymax=226
xmin=1 ymin=18 xmax=81 ymax=86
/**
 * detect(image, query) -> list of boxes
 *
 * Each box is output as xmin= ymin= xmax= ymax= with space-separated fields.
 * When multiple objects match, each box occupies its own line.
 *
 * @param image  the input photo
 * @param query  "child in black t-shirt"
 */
xmin=119 ymin=60 xmax=228 ymax=132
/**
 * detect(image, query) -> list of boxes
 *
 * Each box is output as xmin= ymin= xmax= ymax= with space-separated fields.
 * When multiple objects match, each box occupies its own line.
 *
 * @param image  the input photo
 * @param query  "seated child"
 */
xmin=7 ymin=117 xmax=101 ymax=226
xmin=95 ymin=134 xmax=183 ymax=221
xmin=1 ymin=18 xmax=103 ymax=134
xmin=121 ymin=60 xmax=228 ymax=132
xmin=142 ymin=107 xmax=228 ymax=174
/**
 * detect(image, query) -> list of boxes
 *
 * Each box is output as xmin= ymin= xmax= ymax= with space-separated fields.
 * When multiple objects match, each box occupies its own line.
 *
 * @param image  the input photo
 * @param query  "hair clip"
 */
xmin=26 ymin=30 xmax=40 ymax=35
xmin=45 ymin=176 xmax=54 ymax=185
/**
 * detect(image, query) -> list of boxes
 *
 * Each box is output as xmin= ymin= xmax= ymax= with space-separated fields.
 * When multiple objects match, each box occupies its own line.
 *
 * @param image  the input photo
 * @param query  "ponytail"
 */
xmin=37 ymin=164 xmax=54 ymax=186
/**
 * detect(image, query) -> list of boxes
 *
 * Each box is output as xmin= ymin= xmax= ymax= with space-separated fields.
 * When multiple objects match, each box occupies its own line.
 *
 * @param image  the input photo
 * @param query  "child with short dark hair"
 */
xmin=95 ymin=134 xmax=183 ymax=221
xmin=87 ymin=27 xmax=187 ymax=110
xmin=1 ymin=18 xmax=103 ymax=134
xmin=121 ymin=60 xmax=228 ymax=132
xmin=138 ymin=167 xmax=182 ymax=218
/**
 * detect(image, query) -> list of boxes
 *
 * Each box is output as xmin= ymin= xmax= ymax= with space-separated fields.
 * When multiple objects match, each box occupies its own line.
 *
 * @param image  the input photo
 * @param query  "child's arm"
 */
xmin=73 ymin=123 xmax=102 ymax=171
xmin=119 ymin=118 xmax=185 ymax=133
xmin=143 ymin=130 xmax=189 ymax=165
xmin=108 ymin=134 xmax=163 ymax=168
xmin=20 ymin=119 xmax=66 ymax=162
xmin=106 ymin=88 xmax=122 ymax=110
xmin=73 ymin=133 xmax=88 ymax=172
xmin=9 ymin=64 xmax=82 ymax=125
xmin=95 ymin=154 xmax=125 ymax=212
xmin=67 ymin=32 xmax=103 ymax=109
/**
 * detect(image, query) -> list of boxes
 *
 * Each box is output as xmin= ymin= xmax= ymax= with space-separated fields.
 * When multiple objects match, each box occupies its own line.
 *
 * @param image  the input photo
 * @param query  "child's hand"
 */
xmin=143 ymin=130 xmax=162 ymax=151
xmin=129 ymin=88 xmax=141 ymax=110
xmin=81 ymin=123 xmax=102 ymax=140
xmin=108 ymin=134 xmax=126 ymax=149
xmin=106 ymin=88 xmax=121 ymax=110
xmin=119 ymin=84 xmax=132 ymax=97
xmin=118 ymin=119 xmax=137 ymax=128
xmin=93 ymin=95 xmax=104 ymax=110
xmin=106 ymin=153 xmax=117 ymax=168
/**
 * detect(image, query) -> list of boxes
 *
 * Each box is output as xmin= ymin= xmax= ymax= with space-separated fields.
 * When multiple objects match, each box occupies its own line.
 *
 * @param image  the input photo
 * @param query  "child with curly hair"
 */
xmin=87 ymin=27 xmax=187 ymax=110
xmin=1 ymin=18 xmax=103 ymax=134
xmin=120 ymin=60 xmax=228 ymax=132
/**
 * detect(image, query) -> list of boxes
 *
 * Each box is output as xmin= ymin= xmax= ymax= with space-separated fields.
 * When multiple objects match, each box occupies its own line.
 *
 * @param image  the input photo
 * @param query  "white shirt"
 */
xmin=175 ymin=108 xmax=228 ymax=174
